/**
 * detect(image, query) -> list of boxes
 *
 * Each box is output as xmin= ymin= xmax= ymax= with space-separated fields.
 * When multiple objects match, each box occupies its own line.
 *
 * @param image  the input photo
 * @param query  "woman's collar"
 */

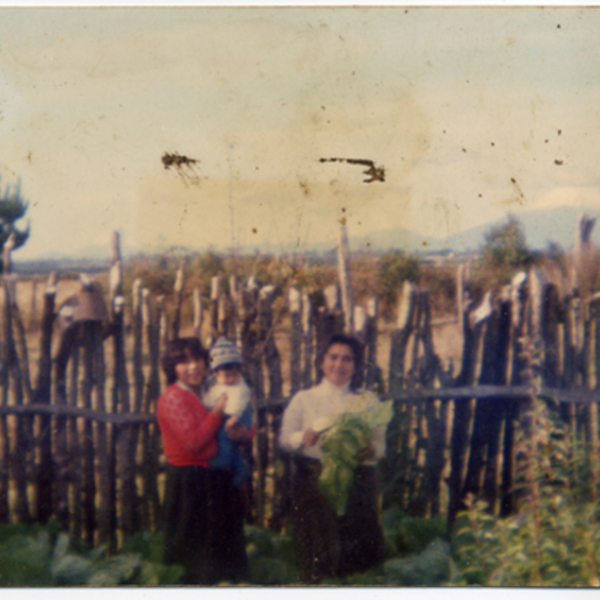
xmin=319 ymin=378 xmax=351 ymax=394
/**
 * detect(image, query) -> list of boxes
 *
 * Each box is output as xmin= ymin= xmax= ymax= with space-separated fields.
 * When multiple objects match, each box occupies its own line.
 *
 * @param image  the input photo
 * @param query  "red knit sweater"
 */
xmin=156 ymin=383 xmax=222 ymax=467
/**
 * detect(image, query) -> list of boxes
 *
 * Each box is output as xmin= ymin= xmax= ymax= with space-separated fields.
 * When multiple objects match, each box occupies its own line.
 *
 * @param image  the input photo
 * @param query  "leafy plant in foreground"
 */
xmin=452 ymin=400 xmax=600 ymax=586
xmin=0 ymin=523 xmax=182 ymax=586
xmin=319 ymin=400 xmax=393 ymax=516
xmin=244 ymin=525 xmax=300 ymax=585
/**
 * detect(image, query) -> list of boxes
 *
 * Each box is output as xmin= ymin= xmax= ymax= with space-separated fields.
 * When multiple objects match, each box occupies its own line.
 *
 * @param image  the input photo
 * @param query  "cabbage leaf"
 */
xmin=318 ymin=399 xmax=393 ymax=516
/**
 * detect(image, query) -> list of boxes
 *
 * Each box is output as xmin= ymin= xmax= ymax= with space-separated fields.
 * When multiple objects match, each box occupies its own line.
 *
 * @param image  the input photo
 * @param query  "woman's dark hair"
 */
xmin=317 ymin=333 xmax=365 ymax=391
xmin=161 ymin=337 xmax=209 ymax=385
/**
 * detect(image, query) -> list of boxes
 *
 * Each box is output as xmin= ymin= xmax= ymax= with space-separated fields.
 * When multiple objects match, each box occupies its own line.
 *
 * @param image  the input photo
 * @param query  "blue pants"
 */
xmin=209 ymin=405 xmax=252 ymax=487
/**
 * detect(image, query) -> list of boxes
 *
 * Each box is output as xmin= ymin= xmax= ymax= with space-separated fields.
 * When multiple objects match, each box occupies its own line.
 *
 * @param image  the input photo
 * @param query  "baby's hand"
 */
xmin=212 ymin=394 xmax=228 ymax=418
xmin=224 ymin=415 xmax=240 ymax=434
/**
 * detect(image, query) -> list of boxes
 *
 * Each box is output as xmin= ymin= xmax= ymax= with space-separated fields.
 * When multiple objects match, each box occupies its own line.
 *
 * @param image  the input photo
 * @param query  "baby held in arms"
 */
xmin=203 ymin=337 xmax=252 ymax=486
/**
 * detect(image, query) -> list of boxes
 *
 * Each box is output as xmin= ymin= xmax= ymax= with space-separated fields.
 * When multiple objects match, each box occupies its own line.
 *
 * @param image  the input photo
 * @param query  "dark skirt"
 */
xmin=291 ymin=456 xmax=386 ymax=582
xmin=163 ymin=464 xmax=249 ymax=585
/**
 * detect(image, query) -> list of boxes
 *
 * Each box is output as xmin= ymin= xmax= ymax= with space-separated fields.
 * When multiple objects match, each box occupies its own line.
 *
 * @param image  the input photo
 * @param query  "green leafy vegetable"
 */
xmin=319 ymin=399 xmax=393 ymax=516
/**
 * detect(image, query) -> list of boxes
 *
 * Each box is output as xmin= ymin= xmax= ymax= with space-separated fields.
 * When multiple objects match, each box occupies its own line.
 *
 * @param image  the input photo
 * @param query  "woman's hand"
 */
xmin=302 ymin=428 xmax=321 ymax=447
xmin=227 ymin=422 xmax=251 ymax=445
xmin=211 ymin=394 xmax=228 ymax=419
xmin=357 ymin=442 xmax=375 ymax=462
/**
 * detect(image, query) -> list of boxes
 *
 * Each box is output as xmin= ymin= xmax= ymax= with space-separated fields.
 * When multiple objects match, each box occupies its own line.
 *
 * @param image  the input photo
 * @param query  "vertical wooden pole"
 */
xmin=3 ymin=277 xmax=31 ymax=524
xmin=2 ymin=232 xmax=15 ymax=276
xmin=500 ymin=271 xmax=528 ymax=517
xmin=193 ymin=288 xmax=203 ymax=342
xmin=0 ymin=279 xmax=11 ymax=522
xmin=95 ymin=320 xmax=112 ymax=549
xmin=230 ymin=275 xmax=241 ymax=345
xmin=315 ymin=284 xmax=343 ymax=383
xmin=301 ymin=292 xmax=313 ymax=389
xmin=585 ymin=298 xmax=600 ymax=494
xmin=8 ymin=276 xmax=33 ymax=404
xmin=29 ymin=278 xmax=39 ymax=329
xmin=105 ymin=231 xmax=122 ymax=552
xmin=240 ymin=278 xmax=261 ymax=524
xmin=210 ymin=276 xmax=222 ymax=344
xmin=34 ymin=273 xmax=57 ymax=523
xmin=364 ymin=298 xmax=382 ymax=391
xmin=171 ymin=261 xmax=185 ymax=340
xmin=337 ymin=223 xmax=354 ymax=334
xmin=123 ymin=278 xmax=144 ymax=537
xmin=417 ymin=291 xmax=447 ymax=517
xmin=388 ymin=281 xmax=417 ymax=396
xmin=542 ymin=284 xmax=561 ymax=388
xmin=81 ymin=320 xmax=97 ymax=547
xmin=54 ymin=321 xmax=77 ymax=531
xmin=260 ymin=286 xmax=282 ymax=401
xmin=353 ymin=305 xmax=367 ymax=389
xmin=288 ymin=287 xmax=302 ymax=396
xmin=456 ymin=263 xmax=465 ymax=343
xmin=142 ymin=288 xmax=161 ymax=530
xmin=68 ymin=329 xmax=82 ymax=542
xmin=463 ymin=294 xmax=502 ymax=503
xmin=382 ymin=281 xmax=416 ymax=510
xmin=447 ymin=292 xmax=491 ymax=528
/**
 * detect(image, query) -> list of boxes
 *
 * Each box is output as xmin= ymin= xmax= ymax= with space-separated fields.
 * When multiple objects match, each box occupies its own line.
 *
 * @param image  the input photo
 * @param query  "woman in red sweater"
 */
xmin=157 ymin=337 xmax=251 ymax=584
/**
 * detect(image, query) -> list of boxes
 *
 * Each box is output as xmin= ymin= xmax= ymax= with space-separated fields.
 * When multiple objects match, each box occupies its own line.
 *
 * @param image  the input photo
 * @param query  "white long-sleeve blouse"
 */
xmin=279 ymin=379 xmax=387 ymax=465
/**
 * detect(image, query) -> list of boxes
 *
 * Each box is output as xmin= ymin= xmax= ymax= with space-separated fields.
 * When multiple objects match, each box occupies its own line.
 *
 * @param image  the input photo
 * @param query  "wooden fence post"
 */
xmin=34 ymin=273 xmax=57 ymax=524
xmin=95 ymin=319 xmax=112 ymax=550
xmin=364 ymin=298 xmax=383 ymax=392
xmin=315 ymin=285 xmax=343 ymax=383
xmin=68 ymin=327 xmax=83 ymax=542
xmin=3 ymin=276 xmax=31 ymax=524
xmin=193 ymin=287 xmax=203 ymax=342
xmin=0 ymin=277 xmax=12 ymax=522
xmin=54 ymin=317 xmax=78 ymax=532
xmin=416 ymin=291 xmax=447 ymax=517
xmin=462 ymin=290 xmax=510 ymax=511
xmin=353 ymin=305 xmax=367 ymax=388
xmin=337 ymin=223 xmax=354 ymax=334
xmin=382 ymin=281 xmax=416 ymax=509
xmin=141 ymin=288 xmax=161 ymax=530
xmin=447 ymin=291 xmax=492 ymax=528
xmin=301 ymin=292 xmax=313 ymax=389
xmin=288 ymin=287 xmax=302 ymax=396
xmin=500 ymin=271 xmax=528 ymax=517
xmin=388 ymin=281 xmax=416 ymax=396
xmin=81 ymin=320 xmax=97 ymax=547
xmin=171 ymin=261 xmax=185 ymax=340
xmin=210 ymin=276 xmax=222 ymax=344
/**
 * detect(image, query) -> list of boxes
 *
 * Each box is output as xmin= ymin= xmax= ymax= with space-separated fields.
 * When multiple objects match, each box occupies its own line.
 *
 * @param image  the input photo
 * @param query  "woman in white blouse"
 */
xmin=279 ymin=334 xmax=386 ymax=582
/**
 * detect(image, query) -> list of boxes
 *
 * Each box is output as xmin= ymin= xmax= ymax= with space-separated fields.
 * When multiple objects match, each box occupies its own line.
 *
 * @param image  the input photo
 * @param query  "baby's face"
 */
xmin=215 ymin=365 xmax=242 ymax=386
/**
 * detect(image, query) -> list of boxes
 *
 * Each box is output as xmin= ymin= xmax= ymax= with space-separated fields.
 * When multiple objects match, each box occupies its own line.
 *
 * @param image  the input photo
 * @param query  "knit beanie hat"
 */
xmin=210 ymin=336 xmax=243 ymax=371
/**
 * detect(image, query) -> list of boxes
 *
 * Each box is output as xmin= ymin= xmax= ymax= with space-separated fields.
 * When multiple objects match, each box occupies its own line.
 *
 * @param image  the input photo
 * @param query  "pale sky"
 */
xmin=1 ymin=6 xmax=600 ymax=258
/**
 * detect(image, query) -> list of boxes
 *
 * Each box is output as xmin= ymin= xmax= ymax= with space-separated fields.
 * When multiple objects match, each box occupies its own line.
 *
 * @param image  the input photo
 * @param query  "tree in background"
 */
xmin=0 ymin=178 xmax=30 ymax=273
xmin=378 ymin=250 xmax=420 ymax=317
xmin=480 ymin=214 xmax=533 ymax=272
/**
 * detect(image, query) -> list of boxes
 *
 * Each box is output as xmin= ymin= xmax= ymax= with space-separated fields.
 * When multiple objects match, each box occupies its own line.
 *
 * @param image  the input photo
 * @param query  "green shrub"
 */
xmin=382 ymin=507 xmax=448 ymax=557
xmin=244 ymin=525 xmax=300 ymax=585
xmin=378 ymin=251 xmax=420 ymax=317
xmin=0 ymin=523 xmax=182 ymax=587
xmin=452 ymin=400 xmax=600 ymax=587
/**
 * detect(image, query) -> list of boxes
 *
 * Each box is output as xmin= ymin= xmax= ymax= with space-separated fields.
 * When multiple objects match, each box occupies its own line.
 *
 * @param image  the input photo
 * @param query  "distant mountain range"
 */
xmin=342 ymin=205 xmax=597 ymax=255
xmin=13 ymin=205 xmax=600 ymax=271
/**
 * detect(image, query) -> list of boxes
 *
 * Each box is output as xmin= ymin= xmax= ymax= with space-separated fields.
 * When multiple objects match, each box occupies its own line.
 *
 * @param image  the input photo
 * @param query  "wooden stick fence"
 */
xmin=0 ymin=225 xmax=599 ymax=549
